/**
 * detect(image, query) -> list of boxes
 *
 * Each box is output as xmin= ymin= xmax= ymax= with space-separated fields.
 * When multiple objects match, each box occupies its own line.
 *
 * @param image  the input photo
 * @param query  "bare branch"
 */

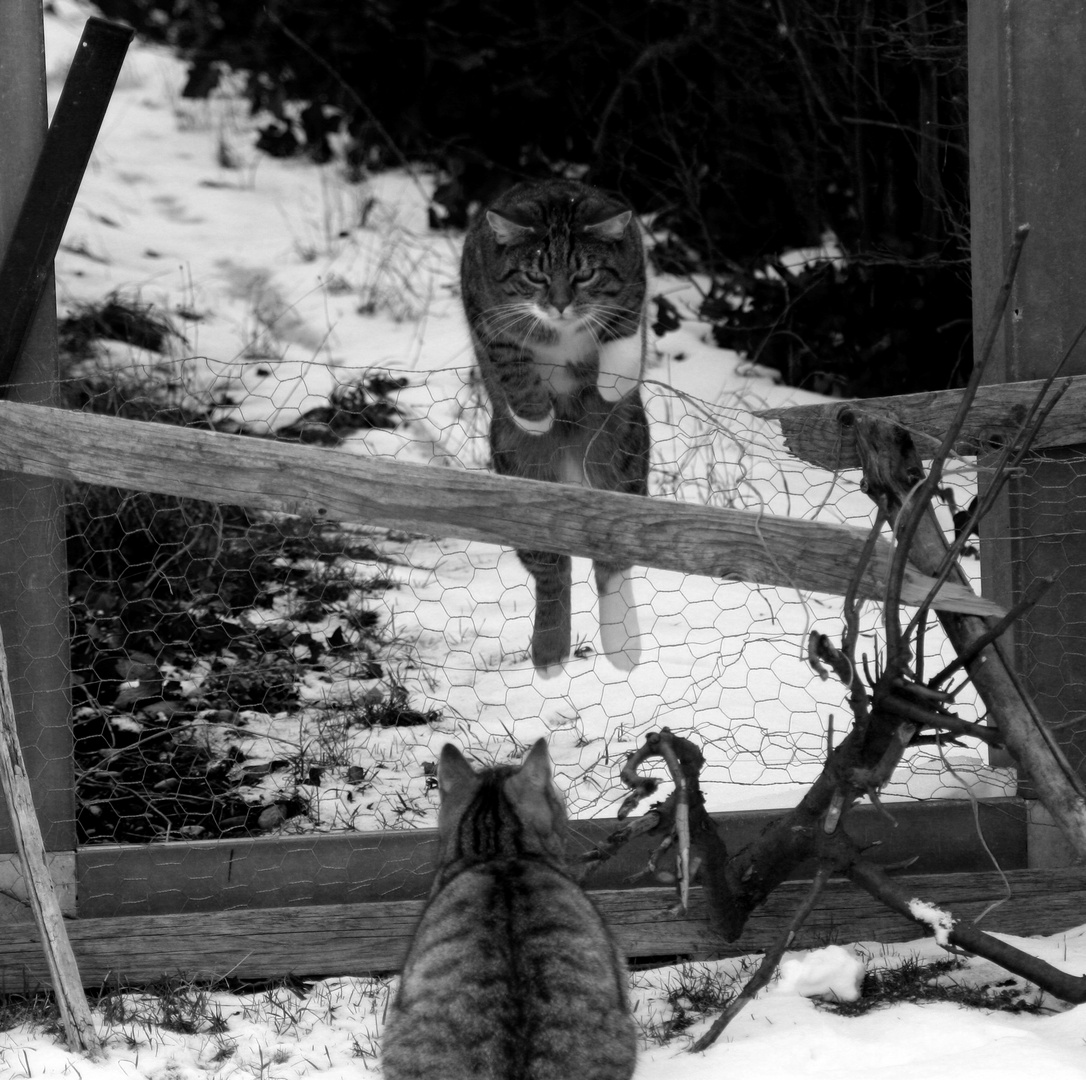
xmin=884 ymin=225 xmax=1028 ymax=645
xmin=848 ymin=858 xmax=1086 ymax=1003
xmin=904 ymin=378 xmax=1068 ymax=642
xmin=928 ymin=575 xmax=1055 ymax=689
xmin=575 ymin=811 xmax=662 ymax=872
xmin=609 ymin=729 xmax=743 ymax=937
xmin=657 ymin=735 xmax=692 ymax=911
xmin=689 ymin=866 xmax=832 ymax=1054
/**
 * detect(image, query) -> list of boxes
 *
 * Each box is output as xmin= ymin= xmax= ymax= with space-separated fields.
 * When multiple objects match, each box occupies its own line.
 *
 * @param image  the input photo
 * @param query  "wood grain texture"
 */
xmin=2 ymin=867 xmax=1083 ymax=987
xmin=0 ymin=400 xmax=1002 ymax=615
xmin=758 ymin=375 xmax=1085 ymax=470
xmin=0 ymin=852 xmax=75 ymax=922
xmin=74 ymin=799 xmax=1028 ymax=916
xmin=0 ymin=20 xmax=73 ymax=856
xmin=0 ymin=627 xmax=98 ymax=1050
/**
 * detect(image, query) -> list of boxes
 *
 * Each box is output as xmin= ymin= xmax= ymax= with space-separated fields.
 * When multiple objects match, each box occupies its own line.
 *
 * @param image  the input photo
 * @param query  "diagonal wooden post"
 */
xmin=0 ymin=17 xmax=133 ymax=386
xmin=0 ymin=629 xmax=100 ymax=1056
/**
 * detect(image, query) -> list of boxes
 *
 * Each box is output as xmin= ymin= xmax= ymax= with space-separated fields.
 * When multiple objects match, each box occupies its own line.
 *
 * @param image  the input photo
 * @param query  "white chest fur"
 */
xmin=530 ymin=323 xmax=595 ymax=396
xmin=530 ymin=319 xmax=643 ymax=401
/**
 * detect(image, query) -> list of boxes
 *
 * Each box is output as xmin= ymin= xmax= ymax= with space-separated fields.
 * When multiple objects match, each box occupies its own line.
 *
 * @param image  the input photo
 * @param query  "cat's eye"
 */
xmin=571 ymin=270 xmax=598 ymax=285
xmin=525 ymin=270 xmax=549 ymax=285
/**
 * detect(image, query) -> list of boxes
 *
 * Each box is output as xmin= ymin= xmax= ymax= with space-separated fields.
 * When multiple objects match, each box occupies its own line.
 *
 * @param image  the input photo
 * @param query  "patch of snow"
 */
xmin=909 ymin=898 xmax=956 ymax=947
xmin=774 ymin=945 xmax=867 ymax=1002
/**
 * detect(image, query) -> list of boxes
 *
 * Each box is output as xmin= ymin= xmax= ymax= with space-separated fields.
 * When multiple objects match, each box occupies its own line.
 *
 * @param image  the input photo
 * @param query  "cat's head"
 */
xmin=437 ymin=739 xmax=568 ymax=861
xmin=468 ymin=180 xmax=644 ymax=339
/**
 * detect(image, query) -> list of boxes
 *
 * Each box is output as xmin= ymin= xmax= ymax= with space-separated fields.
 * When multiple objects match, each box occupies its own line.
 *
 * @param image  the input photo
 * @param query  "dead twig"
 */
xmin=574 ymin=811 xmax=662 ymax=876
xmin=848 ymin=858 xmax=1086 ymax=1003
xmin=927 ymin=575 xmax=1055 ymax=690
xmin=906 ymin=377 xmax=1069 ymax=643
xmin=612 ymin=729 xmax=742 ymax=938
xmin=656 ymin=735 xmax=692 ymax=912
xmin=689 ymin=865 xmax=832 ymax=1053
xmin=887 ymin=224 xmax=1028 ymax=643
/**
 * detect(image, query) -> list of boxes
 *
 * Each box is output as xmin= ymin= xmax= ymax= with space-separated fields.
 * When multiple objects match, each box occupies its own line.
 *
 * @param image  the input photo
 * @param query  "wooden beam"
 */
xmin=1 ymin=866 xmax=1081 ymax=987
xmin=0 ymin=0 xmax=75 ymax=856
xmin=757 ymin=375 xmax=1086 ymax=471
xmin=0 ymin=852 xmax=75 ymax=922
xmin=73 ymin=798 xmax=1028 ymax=917
xmin=969 ymin=1 xmax=1086 ymax=802
xmin=0 ymin=623 xmax=99 ymax=1053
xmin=0 ymin=400 xmax=1002 ymax=615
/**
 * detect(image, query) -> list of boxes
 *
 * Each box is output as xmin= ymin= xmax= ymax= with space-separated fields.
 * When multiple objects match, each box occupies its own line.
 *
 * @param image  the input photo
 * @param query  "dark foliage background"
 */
xmin=93 ymin=0 xmax=971 ymax=397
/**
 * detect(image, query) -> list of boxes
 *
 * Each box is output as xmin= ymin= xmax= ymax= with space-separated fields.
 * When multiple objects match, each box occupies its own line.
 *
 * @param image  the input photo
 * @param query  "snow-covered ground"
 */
xmin=9 ymin=930 xmax=1086 ymax=1080
xmin=41 ymin=0 xmax=1011 ymax=832
xmin=4 ymin=4 xmax=1079 ymax=1078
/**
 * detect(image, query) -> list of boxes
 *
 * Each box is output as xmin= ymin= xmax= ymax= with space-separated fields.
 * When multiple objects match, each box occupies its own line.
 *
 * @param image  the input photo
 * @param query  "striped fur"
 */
xmin=381 ymin=740 xmax=637 ymax=1080
xmin=461 ymin=180 xmax=651 ymax=670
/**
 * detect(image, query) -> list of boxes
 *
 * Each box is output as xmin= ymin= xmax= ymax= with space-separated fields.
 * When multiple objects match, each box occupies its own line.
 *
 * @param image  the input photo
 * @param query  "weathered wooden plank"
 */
xmin=0 ymin=852 xmax=75 ymax=922
xmin=970 ymin=3 xmax=1086 ymax=810
xmin=75 ymin=798 xmax=1028 ymax=917
xmin=0 ymin=7 xmax=73 ymax=857
xmin=757 ymin=375 xmax=1085 ymax=471
xmin=0 ymin=621 xmax=98 ymax=1052
xmin=0 ymin=400 xmax=1002 ymax=615
xmin=1 ymin=867 xmax=1082 ymax=987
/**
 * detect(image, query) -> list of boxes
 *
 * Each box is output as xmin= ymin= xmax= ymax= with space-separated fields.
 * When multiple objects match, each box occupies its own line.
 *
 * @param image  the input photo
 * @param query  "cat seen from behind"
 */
xmin=381 ymin=739 xmax=637 ymax=1080
xmin=461 ymin=179 xmax=651 ymax=671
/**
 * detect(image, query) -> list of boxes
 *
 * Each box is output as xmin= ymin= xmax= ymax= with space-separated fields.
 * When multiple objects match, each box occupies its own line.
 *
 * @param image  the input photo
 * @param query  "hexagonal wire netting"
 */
xmin=0 ymin=350 xmax=1020 ymax=885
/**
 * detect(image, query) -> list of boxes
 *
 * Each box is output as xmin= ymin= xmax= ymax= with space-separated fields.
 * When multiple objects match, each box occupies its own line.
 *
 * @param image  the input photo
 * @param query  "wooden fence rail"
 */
xmin=6 ymin=867 xmax=1086 ymax=986
xmin=0 ymin=399 xmax=999 ymax=615
xmin=758 ymin=374 xmax=1086 ymax=471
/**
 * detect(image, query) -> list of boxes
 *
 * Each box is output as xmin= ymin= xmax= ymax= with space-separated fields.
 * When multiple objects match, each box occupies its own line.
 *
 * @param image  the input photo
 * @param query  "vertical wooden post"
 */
xmin=0 ymin=1 xmax=75 ymax=853
xmin=969 ymin=2 xmax=1086 ymax=864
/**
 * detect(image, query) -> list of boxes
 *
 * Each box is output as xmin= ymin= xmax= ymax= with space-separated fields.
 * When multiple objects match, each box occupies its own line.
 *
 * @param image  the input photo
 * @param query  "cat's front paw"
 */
xmin=509 ymin=403 xmax=556 ymax=435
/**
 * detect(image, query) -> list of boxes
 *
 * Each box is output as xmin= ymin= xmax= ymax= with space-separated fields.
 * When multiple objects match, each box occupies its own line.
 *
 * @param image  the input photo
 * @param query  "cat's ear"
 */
xmin=584 ymin=210 xmax=633 ymax=242
xmin=514 ymin=738 xmax=553 ymax=792
xmin=486 ymin=210 xmax=535 ymax=246
xmin=507 ymin=739 xmax=565 ymax=841
xmin=438 ymin=744 xmax=477 ymax=796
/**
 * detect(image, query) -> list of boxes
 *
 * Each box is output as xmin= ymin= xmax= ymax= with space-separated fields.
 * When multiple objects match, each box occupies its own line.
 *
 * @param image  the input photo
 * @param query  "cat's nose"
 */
xmin=549 ymin=280 xmax=573 ymax=313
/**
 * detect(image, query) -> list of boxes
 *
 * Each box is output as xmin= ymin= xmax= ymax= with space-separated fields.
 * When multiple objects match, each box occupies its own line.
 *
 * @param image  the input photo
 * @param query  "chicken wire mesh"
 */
xmin=994 ymin=450 xmax=1086 ymax=781
xmin=0 ymin=347 xmax=1019 ymax=870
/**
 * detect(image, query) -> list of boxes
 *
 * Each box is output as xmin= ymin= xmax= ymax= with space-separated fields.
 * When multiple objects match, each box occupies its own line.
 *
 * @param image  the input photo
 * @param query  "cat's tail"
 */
xmin=520 ymin=550 xmax=572 ymax=669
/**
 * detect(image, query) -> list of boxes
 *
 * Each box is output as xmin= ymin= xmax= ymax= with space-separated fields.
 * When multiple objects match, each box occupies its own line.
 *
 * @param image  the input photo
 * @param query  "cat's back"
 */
xmin=383 ymin=856 xmax=637 ymax=1080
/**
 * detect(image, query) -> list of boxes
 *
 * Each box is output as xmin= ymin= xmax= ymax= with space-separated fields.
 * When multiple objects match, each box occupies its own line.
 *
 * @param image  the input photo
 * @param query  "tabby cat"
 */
xmin=381 ymin=739 xmax=637 ymax=1080
xmin=461 ymin=179 xmax=651 ymax=671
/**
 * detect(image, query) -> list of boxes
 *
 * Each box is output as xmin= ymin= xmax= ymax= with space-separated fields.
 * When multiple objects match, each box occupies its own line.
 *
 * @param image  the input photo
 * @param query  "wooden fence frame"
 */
xmin=0 ymin=386 xmax=1082 ymax=985
xmin=4 ymin=0 xmax=1086 ymax=990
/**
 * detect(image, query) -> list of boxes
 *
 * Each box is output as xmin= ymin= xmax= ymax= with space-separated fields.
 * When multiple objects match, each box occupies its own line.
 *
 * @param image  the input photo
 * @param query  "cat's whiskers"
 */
xmin=588 ymin=302 xmax=637 ymax=340
xmin=480 ymin=302 xmax=541 ymax=344
xmin=577 ymin=308 xmax=608 ymax=350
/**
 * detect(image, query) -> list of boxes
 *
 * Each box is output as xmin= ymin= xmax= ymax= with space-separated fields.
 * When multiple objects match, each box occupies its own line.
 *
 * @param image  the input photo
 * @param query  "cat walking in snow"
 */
xmin=461 ymin=179 xmax=650 ymax=670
